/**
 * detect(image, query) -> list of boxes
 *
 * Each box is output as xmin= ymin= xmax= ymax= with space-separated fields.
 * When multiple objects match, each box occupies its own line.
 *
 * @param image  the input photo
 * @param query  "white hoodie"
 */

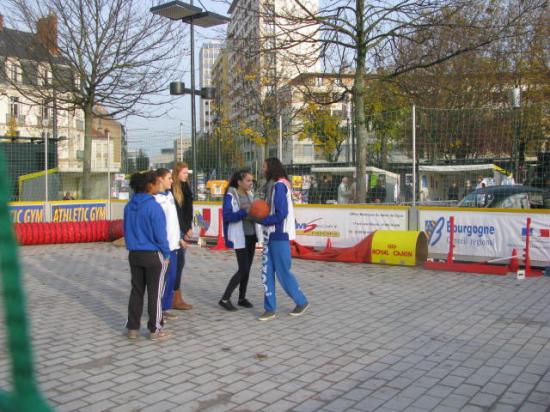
xmin=154 ymin=191 xmax=181 ymax=251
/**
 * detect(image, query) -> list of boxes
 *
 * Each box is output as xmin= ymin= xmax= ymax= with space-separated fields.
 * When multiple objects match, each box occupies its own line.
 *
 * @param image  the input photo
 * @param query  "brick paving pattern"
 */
xmin=1 ymin=242 xmax=549 ymax=411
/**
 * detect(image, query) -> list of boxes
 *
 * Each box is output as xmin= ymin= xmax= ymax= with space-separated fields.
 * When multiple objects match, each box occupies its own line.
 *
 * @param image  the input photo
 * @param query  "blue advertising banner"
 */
xmin=51 ymin=202 xmax=107 ymax=222
xmin=9 ymin=204 xmax=45 ymax=223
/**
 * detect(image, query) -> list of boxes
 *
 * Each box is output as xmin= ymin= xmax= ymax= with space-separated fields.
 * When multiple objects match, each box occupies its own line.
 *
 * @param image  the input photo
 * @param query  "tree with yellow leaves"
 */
xmin=298 ymin=102 xmax=347 ymax=162
xmin=6 ymin=116 xmax=18 ymax=139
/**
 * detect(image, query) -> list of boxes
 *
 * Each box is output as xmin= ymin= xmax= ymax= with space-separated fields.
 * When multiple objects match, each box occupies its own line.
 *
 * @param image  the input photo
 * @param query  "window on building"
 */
xmin=42 ymin=100 xmax=51 ymax=119
xmin=9 ymin=63 xmax=19 ymax=82
xmin=9 ymin=97 xmax=19 ymax=117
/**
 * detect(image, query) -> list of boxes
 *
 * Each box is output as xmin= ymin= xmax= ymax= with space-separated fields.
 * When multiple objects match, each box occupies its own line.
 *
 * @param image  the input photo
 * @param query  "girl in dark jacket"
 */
xmin=171 ymin=161 xmax=194 ymax=310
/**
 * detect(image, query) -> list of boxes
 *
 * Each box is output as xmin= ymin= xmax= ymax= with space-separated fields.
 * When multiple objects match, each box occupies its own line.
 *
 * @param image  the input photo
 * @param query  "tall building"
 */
xmin=225 ymin=0 xmax=319 ymax=167
xmin=174 ymin=137 xmax=191 ymax=163
xmin=199 ymin=41 xmax=223 ymax=134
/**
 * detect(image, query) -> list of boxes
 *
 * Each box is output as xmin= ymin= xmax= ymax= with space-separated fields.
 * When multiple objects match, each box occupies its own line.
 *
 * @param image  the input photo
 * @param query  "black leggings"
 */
xmin=174 ymin=247 xmax=186 ymax=291
xmin=222 ymin=235 xmax=257 ymax=301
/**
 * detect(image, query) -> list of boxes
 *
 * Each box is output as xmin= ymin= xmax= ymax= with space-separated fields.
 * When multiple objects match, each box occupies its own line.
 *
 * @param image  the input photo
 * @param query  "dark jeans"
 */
xmin=127 ymin=251 xmax=168 ymax=333
xmin=174 ymin=247 xmax=186 ymax=291
xmin=222 ymin=235 xmax=257 ymax=301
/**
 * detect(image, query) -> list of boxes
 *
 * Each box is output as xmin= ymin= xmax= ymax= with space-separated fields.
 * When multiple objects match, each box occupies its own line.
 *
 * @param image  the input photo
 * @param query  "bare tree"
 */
xmin=4 ymin=0 xmax=186 ymax=198
xmin=243 ymin=0 xmax=547 ymax=202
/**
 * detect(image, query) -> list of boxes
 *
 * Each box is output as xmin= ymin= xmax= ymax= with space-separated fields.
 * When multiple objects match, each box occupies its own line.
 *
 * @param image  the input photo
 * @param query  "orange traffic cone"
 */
xmin=508 ymin=249 xmax=519 ymax=273
xmin=211 ymin=208 xmax=229 ymax=251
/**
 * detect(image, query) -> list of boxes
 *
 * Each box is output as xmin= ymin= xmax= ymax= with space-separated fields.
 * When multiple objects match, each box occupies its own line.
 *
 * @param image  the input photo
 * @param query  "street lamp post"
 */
xmin=151 ymin=0 xmax=229 ymax=196
xmin=179 ymin=121 xmax=184 ymax=162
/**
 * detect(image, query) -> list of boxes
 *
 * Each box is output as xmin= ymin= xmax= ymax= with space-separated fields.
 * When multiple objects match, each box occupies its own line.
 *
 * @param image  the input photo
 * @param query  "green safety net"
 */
xmin=0 ymin=150 xmax=52 ymax=412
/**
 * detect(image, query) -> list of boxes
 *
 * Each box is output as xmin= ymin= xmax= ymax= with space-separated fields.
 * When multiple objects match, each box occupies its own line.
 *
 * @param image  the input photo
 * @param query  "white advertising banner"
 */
xmin=193 ymin=203 xmax=222 ymax=238
xmin=193 ymin=203 xmax=409 ymax=248
xmin=294 ymin=206 xmax=408 ymax=248
xmin=420 ymin=209 xmax=550 ymax=264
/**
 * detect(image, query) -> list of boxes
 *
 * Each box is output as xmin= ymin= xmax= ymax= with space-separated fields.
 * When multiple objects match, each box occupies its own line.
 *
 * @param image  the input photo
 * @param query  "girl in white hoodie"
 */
xmin=155 ymin=168 xmax=181 ymax=321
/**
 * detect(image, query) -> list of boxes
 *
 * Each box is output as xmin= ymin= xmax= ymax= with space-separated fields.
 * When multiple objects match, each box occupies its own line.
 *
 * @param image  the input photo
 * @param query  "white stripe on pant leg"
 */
xmin=156 ymin=253 xmax=168 ymax=332
xmin=156 ymin=252 xmax=169 ymax=332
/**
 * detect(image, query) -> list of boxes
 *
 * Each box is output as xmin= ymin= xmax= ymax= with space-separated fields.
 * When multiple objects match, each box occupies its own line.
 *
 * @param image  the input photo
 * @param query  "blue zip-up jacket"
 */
xmin=124 ymin=193 xmax=170 ymax=259
xmin=260 ymin=182 xmax=290 ymax=241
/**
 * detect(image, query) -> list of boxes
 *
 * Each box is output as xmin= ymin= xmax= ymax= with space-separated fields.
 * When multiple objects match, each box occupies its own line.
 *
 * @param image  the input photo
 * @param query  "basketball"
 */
xmin=249 ymin=199 xmax=270 ymax=219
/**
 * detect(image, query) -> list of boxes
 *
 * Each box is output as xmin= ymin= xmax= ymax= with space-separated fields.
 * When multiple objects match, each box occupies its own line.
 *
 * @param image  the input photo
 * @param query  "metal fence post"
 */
xmin=412 ymin=104 xmax=416 ymax=207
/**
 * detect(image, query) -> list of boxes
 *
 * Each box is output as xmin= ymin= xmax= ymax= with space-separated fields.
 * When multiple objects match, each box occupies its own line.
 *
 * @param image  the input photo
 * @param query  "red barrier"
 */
xmin=290 ymin=234 xmax=375 ymax=263
xmin=14 ymin=220 xmax=124 ymax=246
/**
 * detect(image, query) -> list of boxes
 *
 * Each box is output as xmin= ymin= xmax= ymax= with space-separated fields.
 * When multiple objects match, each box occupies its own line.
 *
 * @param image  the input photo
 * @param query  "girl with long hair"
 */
xmin=219 ymin=169 xmax=261 ymax=311
xmin=171 ymin=161 xmax=194 ymax=310
xmin=255 ymin=158 xmax=309 ymax=321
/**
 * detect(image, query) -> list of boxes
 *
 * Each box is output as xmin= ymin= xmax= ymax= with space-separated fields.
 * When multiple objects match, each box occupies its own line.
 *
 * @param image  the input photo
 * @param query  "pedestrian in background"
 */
xmin=338 ymin=176 xmax=353 ymax=204
xmin=124 ymin=171 xmax=171 ymax=341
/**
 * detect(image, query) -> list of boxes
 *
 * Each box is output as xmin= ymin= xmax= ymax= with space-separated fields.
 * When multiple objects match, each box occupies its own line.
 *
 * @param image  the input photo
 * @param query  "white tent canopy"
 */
xmin=311 ymin=166 xmax=400 ymax=180
xmin=419 ymin=164 xmax=499 ymax=173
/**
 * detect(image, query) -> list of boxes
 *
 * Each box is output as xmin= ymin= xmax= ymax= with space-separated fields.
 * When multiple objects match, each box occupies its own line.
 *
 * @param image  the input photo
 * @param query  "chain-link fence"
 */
xmin=3 ymin=104 xmax=550 ymax=208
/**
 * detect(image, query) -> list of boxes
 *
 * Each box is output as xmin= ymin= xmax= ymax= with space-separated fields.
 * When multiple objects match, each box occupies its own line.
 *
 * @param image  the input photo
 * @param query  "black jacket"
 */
xmin=172 ymin=182 xmax=193 ymax=236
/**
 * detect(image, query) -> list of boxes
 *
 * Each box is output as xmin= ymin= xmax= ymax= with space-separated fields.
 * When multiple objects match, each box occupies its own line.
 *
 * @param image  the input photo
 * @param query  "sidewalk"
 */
xmin=1 ymin=242 xmax=550 ymax=412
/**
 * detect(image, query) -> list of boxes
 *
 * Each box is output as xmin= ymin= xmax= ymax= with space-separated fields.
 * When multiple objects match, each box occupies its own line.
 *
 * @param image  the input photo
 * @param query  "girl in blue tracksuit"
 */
xmin=124 ymin=171 xmax=171 ymax=340
xmin=219 ymin=169 xmax=262 ymax=311
xmin=256 ymin=158 xmax=309 ymax=321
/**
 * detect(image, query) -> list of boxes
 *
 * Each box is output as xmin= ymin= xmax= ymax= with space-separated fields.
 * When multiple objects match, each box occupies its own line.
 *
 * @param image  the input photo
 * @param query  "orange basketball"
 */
xmin=249 ymin=199 xmax=270 ymax=219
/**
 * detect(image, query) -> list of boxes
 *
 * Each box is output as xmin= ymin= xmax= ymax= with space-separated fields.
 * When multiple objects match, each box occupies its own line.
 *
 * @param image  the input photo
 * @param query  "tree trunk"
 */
xmin=354 ymin=0 xmax=367 ymax=203
xmin=82 ymin=107 xmax=93 ymax=199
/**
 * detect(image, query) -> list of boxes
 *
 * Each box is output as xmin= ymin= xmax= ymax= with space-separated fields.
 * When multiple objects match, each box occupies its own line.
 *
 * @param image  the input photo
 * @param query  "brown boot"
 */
xmin=172 ymin=290 xmax=193 ymax=310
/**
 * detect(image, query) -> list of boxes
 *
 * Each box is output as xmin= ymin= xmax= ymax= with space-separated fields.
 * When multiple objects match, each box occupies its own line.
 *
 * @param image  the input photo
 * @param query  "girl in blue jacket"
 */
xmin=256 ymin=158 xmax=309 ymax=321
xmin=124 ymin=171 xmax=171 ymax=341
xmin=219 ymin=169 xmax=262 ymax=311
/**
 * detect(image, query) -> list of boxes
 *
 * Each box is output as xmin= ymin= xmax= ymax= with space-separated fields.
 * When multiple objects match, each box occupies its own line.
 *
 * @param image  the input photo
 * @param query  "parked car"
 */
xmin=457 ymin=185 xmax=549 ymax=209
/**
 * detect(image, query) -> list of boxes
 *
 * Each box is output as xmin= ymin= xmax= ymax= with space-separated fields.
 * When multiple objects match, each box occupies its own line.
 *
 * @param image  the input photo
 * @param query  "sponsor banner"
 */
xmin=420 ymin=209 xmax=550 ymax=263
xmin=9 ymin=204 xmax=45 ymax=223
xmin=51 ymin=202 xmax=107 ymax=222
xmin=193 ymin=203 xmax=221 ymax=238
xmin=193 ymin=203 xmax=408 ymax=248
xmin=294 ymin=207 xmax=408 ymax=247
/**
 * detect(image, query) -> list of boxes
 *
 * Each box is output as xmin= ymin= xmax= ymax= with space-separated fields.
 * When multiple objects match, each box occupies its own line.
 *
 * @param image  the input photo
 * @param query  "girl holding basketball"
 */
xmin=256 ymin=158 xmax=309 ymax=321
xmin=219 ymin=169 xmax=262 ymax=311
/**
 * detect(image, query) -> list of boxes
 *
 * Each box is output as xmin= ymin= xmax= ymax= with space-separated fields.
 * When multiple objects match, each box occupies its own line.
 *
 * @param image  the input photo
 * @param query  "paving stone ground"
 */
xmin=1 ymin=242 xmax=550 ymax=412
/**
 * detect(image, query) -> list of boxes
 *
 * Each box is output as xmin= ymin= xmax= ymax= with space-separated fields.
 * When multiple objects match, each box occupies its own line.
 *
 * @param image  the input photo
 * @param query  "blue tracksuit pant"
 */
xmin=261 ymin=240 xmax=308 ymax=312
xmin=161 ymin=249 xmax=179 ymax=311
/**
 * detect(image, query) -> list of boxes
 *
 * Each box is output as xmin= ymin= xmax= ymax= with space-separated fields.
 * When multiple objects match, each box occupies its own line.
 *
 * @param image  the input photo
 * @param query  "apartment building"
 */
xmin=224 ymin=0 xmax=319 ymax=167
xmin=199 ymin=41 xmax=223 ymax=134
